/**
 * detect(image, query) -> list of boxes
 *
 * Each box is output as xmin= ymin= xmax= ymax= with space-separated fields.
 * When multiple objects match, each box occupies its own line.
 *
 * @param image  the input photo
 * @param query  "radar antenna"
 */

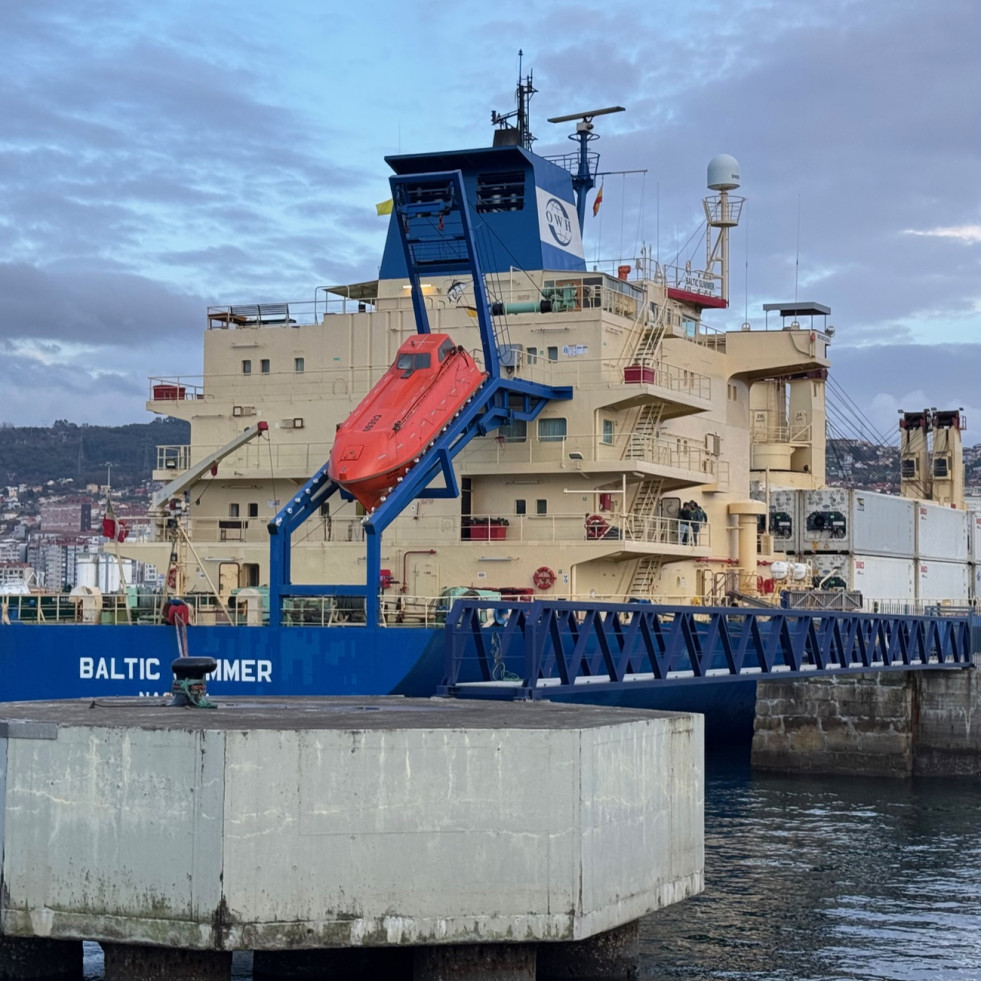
xmin=547 ymin=105 xmax=625 ymax=228
xmin=491 ymin=51 xmax=537 ymax=151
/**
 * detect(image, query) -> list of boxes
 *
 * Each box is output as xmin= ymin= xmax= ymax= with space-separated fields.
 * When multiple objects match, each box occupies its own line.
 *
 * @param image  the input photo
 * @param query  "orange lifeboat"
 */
xmin=328 ymin=333 xmax=486 ymax=511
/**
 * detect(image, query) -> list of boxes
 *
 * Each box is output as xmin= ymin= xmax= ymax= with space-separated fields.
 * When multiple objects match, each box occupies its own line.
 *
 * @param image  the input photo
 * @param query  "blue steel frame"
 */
xmin=267 ymin=169 xmax=571 ymax=627
xmin=438 ymin=601 xmax=976 ymax=699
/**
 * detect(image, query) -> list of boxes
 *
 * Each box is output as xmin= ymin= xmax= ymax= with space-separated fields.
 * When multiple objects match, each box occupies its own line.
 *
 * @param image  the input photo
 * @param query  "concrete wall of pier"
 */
xmin=752 ymin=660 xmax=981 ymax=777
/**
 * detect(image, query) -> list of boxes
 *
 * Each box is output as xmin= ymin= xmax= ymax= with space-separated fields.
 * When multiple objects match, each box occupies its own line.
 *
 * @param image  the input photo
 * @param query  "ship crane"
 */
xmin=152 ymin=421 xmax=269 ymax=603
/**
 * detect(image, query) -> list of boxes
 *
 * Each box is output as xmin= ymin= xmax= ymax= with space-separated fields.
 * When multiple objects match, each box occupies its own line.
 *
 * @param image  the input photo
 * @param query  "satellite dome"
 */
xmin=707 ymin=154 xmax=740 ymax=191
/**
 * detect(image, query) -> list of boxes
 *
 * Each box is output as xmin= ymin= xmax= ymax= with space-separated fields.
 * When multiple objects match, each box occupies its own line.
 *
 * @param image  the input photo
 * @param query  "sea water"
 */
xmin=81 ymin=754 xmax=981 ymax=979
xmin=641 ymin=753 xmax=981 ymax=979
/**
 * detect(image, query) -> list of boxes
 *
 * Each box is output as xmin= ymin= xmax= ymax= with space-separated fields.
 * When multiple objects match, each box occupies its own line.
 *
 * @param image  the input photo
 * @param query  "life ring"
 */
xmin=585 ymin=514 xmax=608 ymax=540
xmin=533 ymin=566 xmax=556 ymax=590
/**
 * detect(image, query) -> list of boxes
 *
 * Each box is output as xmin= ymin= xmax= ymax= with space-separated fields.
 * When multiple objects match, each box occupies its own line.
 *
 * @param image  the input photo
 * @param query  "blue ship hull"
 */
xmin=0 ymin=621 xmax=757 ymax=743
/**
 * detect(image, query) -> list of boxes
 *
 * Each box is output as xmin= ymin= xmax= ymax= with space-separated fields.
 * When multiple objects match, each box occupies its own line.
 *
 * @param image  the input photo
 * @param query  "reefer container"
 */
xmin=800 ymin=489 xmax=915 ymax=557
xmin=916 ymin=560 xmax=971 ymax=606
xmin=808 ymin=553 xmax=916 ymax=603
xmin=969 ymin=513 xmax=981 ymax=560
xmin=915 ymin=502 xmax=969 ymax=562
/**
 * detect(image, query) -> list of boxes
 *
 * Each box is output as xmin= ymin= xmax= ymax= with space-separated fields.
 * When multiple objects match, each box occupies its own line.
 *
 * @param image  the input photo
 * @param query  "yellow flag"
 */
xmin=376 ymin=198 xmax=393 ymax=216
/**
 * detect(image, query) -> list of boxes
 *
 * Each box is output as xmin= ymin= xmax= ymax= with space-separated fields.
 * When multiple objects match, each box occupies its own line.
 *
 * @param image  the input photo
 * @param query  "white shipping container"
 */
xmin=850 ymin=491 xmax=916 ymax=556
xmin=916 ymin=560 xmax=971 ymax=605
xmin=969 ymin=514 xmax=981 ymax=560
xmin=809 ymin=553 xmax=916 ymax=602
xmin=915 ymin=502 xmax=969 ymax=562
xmin=800 ymin=488 xmax=915 ymax=557
xmin=767 ymin=488 xmax=799 ymax=552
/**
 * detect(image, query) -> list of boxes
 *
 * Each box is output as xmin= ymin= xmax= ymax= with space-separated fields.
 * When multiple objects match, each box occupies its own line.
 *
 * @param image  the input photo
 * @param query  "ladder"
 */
xmin=626 ymin=556 xmax=663 ymax=598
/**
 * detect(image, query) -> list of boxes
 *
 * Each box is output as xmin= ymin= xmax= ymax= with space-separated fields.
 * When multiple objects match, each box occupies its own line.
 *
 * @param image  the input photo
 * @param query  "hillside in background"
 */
xmin=0 ymin=418 xmax=190 ymax=487
xmin=2 ymin=424 xmax=981 ymax=496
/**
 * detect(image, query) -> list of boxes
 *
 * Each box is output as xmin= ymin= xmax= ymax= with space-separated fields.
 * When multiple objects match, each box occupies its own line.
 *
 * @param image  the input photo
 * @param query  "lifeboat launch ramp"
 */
xmin=268 ymin=169 xmax=571 ymax=627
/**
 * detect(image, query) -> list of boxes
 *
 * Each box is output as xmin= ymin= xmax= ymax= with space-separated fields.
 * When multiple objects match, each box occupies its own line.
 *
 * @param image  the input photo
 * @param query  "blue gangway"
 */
xmin=438 ymin=600 xmax=977 ymax=700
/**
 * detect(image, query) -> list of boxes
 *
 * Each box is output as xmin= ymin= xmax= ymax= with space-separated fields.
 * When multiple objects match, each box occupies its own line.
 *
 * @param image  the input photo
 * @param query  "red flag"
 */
xmin=592 ymin=184 xmax=604 ymax=217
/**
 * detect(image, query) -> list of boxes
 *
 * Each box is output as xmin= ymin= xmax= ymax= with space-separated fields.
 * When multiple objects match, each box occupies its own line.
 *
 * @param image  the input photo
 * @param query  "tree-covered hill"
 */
xmin=0 ymin=418 xmax=190 ymax=487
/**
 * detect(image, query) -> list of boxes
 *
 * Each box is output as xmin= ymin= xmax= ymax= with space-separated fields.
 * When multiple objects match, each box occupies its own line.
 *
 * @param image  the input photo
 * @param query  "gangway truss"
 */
xmin=437 ymin=600 xmax=976 ymax=700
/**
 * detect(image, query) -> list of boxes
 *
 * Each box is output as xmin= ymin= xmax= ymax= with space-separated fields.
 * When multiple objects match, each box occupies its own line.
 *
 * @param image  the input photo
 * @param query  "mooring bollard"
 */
xmin=169 ymin=656 xmax=218 ymax=708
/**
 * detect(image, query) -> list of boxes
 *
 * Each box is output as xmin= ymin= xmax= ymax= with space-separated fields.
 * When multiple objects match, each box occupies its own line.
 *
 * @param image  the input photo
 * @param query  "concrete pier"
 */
xmin=752 ymin=661 xmax=981 ymax=777
xmin=0 ymin=696 xmax=703 ymax=980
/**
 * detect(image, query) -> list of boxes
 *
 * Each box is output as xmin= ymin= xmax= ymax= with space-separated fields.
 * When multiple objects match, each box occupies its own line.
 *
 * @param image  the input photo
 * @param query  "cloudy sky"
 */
xmin=2 ymin=0 xmax=980 ymax=444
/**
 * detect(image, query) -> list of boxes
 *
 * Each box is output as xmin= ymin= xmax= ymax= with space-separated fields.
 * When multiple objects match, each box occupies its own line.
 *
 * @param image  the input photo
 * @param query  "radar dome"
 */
xmin=707 ymin=154 xmax=740 ymax=191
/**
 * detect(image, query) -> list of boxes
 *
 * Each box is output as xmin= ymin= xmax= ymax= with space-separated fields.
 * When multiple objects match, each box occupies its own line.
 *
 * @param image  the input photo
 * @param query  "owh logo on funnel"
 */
xmin=544 ymin=198 xmax=573 ymax=246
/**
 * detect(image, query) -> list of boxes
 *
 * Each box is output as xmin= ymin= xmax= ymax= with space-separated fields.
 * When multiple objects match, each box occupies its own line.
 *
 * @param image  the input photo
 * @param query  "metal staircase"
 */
xmin=625 ymin=402 xmax=666 ymax=460
xmin=626 ymin=556 xmax=663 ymax=597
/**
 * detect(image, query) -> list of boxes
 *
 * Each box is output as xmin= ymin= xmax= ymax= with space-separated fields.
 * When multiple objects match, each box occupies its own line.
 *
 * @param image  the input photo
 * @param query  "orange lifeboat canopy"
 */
xmin=328 ymin=333 xmax=486 ymax=511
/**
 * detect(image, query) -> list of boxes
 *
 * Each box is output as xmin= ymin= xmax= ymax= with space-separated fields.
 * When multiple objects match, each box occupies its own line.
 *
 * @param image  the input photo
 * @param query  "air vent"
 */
xmin=281 ymin=418 xmax=305 ymax=429
xmin=233 ymin=405 xmax=256 ymax=417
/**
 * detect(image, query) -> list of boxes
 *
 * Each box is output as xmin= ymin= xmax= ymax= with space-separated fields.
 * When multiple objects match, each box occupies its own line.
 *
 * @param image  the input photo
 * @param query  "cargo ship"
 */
xmin=1 ymin=77 xmax=974 ymax=740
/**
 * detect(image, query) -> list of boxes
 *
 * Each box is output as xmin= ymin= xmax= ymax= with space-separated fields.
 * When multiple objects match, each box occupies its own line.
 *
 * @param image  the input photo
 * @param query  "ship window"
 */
xmin=536 ymin=499 xmax=548 ymax=515
xmin=242 ymin=360 xmax=252 ymax=375
xmin=538 ymin=418 xmax=567 ymax=443
xmin=248 ymin=503 xmax=259 ymax=518
xmin=438 ymin=340 xmax=455 ymax=362
xmin=476 ymin=170 xmax=525 ymax=213
xmin=295 ymin=357 xmax=305 ymax=373
xmin=499 ymin=420 xmax=527 ymax=442
xmin=229 ymin=503 xmax=240 ymax=518
xmin=397 ymin=352 xmax=431 ymax=375
xmin=527 ymin=347 xmax=538 ymax=364
xmin=261 ymin=359 xmax=270 ymax=374
xmin=515 ymin=499 xmax=526 ymax=515
xmin=547 ymin=346 xmax=558 ymax=362
xmin=602 ymin=419 xmax=615 ymax=444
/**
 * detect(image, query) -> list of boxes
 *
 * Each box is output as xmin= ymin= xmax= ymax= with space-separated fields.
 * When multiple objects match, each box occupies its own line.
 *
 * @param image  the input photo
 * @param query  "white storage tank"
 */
xmin=76 ymin=554 xmax=134 ymax=593
xmin=916 ymin=560 xmax=971 ymax=606
xmin=800 ymin=489 xmax=915 ymax=556
xmin=915 ymin=502 xmax=969 ymax=562
xmin=809 ymin=553 xmax=916 ymax=603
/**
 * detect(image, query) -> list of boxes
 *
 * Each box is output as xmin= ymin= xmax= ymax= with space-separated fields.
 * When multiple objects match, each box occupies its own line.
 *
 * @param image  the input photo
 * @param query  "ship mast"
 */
xmin=547 ymin=105 xmax=624 ymax=229
xmin=491 ymin=52 xmax=537 ymax=151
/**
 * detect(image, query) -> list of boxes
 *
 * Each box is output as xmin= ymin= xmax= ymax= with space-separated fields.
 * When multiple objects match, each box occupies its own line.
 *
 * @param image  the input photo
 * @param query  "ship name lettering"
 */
xmin=79 ymin=657 xmax=161 ymax=681
xmin=208 ymin=659 xmax=272 ymax=683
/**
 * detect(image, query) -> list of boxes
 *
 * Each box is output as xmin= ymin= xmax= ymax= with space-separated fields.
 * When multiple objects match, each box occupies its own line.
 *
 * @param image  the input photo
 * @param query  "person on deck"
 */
xmin=691 ymin=502 xmax=706 ymax=544
xmin=678 ymin=502 xmax=693 ymax=544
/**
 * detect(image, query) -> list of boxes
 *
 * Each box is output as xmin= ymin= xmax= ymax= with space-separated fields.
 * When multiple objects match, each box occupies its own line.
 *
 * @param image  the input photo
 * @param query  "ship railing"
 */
xmin=466 ymin=429 xmax=720 ymax=484
xmin=2 ymin=591 xmax=150 ymax=624
xmin=616 ymin=357 xmax=712 ymax=399
xmin=153 ymin=441 xmax=336 ymax=484
xmin=148 ymin=377 xmax=204 ymax=402
xmin=750 ymin=422 xmax=813 ymax=444
xmin=156 ymin=445 xmax=193 ymax=472
xmin=207 ymin=293 xmax=381 ymax=330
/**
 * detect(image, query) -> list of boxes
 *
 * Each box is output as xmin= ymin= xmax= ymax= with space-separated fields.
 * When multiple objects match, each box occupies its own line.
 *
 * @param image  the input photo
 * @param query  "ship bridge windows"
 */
xmin=476 ymin=171 xmax=525 ymax=213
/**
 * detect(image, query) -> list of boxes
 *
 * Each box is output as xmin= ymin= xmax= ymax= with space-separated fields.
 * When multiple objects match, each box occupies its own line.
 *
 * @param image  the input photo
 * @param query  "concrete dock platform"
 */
xmin=0 ymin=696 xmax=703 ymax=980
